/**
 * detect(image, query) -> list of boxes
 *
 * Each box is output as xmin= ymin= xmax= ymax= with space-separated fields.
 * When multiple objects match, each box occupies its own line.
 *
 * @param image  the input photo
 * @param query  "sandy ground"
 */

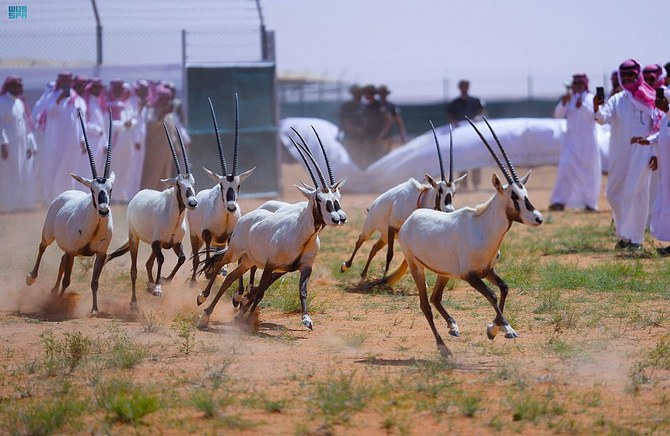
xmin=0 ymin=164 xmax=669 ymax=434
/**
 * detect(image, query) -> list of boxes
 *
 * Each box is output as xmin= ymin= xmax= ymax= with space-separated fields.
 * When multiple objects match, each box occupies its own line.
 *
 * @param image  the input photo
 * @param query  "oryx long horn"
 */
xmin=465 ymin=117 xmax=512 ymax=184
xmin=482 ymin=117 xmax=519 ymax=183
xmin=429 ymin=121 xmax=446 ymax=182
xmin=310 ymin=125 xmax=335 ymax=186
xmin=163 ymin=122 xmax=182 ymax=175
xmin=77 ymin=109 xmax=98 ymax=179
xmin=175 ymin=126 xmax=190 ymax=174
xmin=232 ymin=93 xmax=239 ymax=177
xmin=290 ymin=127 xmax=327 ymax=189
xmin=448 ymin=124 xmax=454 ymax=183
xmin=103 ymin=108 xmax=113 ymax=179
xmin=288 ymin=136 xmax=319 ymax=188
xmin=208 ymin=97 xmax=228 ymax=176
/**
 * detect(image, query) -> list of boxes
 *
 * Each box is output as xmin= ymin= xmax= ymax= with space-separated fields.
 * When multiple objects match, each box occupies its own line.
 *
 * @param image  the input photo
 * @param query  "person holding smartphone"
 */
xmin=548 ymin=74 xmax=600 ymax=212
xmin=593 ymin=59 xmax=663 ymax=251
xmin=630 ymin=88 xmax=670 ymax=255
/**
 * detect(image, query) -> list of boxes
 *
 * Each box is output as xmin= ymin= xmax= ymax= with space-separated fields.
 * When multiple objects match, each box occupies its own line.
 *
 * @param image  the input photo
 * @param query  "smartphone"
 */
xmin=596 ymin=86 xmax=605 ymax=100
xmin=657 ymin=88 xmax=666 ymax=99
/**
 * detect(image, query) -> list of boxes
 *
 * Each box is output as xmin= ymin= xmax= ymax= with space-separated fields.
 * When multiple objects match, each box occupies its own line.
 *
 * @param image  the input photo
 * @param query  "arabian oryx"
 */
xmin=341 ymin=121 xmax=466 ymax=278
xmin=366 ymin=117 xmax=543 ymax=357
xmin=195 ymin=127 xmax=346 ymax=331
xmin=187 ymin=96 xmax=254 ymax=283
xmin=106 ymin=123 xmax=197 ymax=307
xmin=26 ymin=109 xmax=115 ymax=314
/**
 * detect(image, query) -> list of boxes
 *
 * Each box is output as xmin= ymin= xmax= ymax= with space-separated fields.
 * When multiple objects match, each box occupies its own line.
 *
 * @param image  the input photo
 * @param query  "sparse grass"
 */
xmin=508 ymin=389 xmax=566 ymax=423
xmin=172 ymin=312 xmax=197 ymax=356
xmin=343 ymin=332 xmax=367 ymax=349
xmin=258 ymin=274 xmax=325 ymax=314
xmin=627 ymin=334 xmax=670 ymax=393
xmin=94 ymin=379 xmax=160 ymax=425
xmin=311 ymin=372 xmax=371 ymax=425
xmin=140 ymin=309 xmax=165 ymax=333
xmin=39 ymin=330 xmax=92 ymax=375
xmin=4 ymin=396 xmax=86 ymax=436
xmin=105 ymin=331 xmax=147 ymax=369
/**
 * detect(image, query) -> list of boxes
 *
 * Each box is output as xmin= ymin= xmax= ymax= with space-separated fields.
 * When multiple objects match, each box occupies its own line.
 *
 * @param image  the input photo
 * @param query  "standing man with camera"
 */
xmin=548 ymin=74 xmax=600 ymax=212
xmin=594 ymin=59 xmax=662 ymax=251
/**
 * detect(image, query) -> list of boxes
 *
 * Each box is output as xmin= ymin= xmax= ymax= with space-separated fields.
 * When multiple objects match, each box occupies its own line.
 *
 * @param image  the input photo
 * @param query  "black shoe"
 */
xmin=548 ymin=203 xmax=565 ymax=211
xmin=584 ymin=206 xmax=597 ymax=212
xmin=615 ymin=239 xmax=631 ymax=250
xmin=627 ymin=243 xmax=643 ymax=252
xmin=657 ymin=246 xmax=670 ymax=257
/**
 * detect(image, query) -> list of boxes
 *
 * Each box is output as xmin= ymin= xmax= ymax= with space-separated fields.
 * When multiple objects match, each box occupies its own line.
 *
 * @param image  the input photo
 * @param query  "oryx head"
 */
xmin=424 ymin=121 xmax=467 ymax=213
xmin=162 ymin=122 xmax=197 ymax=210
xmin=289 ymin=126 xmax=347 ymax=226
xmin=466 ymin=117 xmax=543 ymax=226
xmin=204 ymin=95 xmax=255 ymax=213
xmin=73 ymin=109 xmax=115 ymax=217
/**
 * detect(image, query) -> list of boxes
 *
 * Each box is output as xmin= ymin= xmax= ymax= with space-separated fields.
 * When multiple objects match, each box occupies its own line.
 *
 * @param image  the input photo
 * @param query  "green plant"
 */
xmin=39 ymin=330 xmax=92 ymax=375
xmin=458 ymin=393 xmax=482 ymax=417
xmin=95 ymin=379 xmax=160 ymax=425
xmin=140 ymin=309 xmax=164 ymax=333
xmin=173 ymin=316 xmax=196 ymax=356
xmin=105 ymin=331 xmax=147 ymax=369
xmin=192 ymin=389 xmax=218 ymax=418
xmin=7 ymin=396 xmax=86 ymax=436
xmin=312 ymin=372 xmax=370 ymax=425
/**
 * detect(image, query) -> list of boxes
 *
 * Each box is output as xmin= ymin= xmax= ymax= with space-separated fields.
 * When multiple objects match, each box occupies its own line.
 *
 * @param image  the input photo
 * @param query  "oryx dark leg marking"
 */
xmin=242 ymin=265 xmax=275 ymax=316
xmin=465 ymin=273 xmax=506 ymax=325
xmin=151 ymin=241 xmax=164 ymax=286
xmin=486 ymin=269 xmax=509 ymax=313
xmin=342 ymin=234 xmax=366 ymax=271
xmin=384 ymin=227 xmax=398 ymax=276
xmin=190 ymin=234 xmax=203 ymax=282
xmin=409 ymin=261 xmax=451 ymax=357
xmin=28 ymin=241 xmax=48 ymax=283
xmin=430 ymin=275 xmax=459 ymax=336
xmin=90 ymin=252 xmax=106 ymax=313
xmin=204 ymin=264 xmax=250 ymax=316
xmin=51 ymin=253 xmax=67 ymax=293
xmin=164 ymin=242 xmax=185 ymax=283
xmin=129 ymin=237 xmax=139 ymax=305
xmin=298 ymin=265 xmax=313 ymax=325
xmin=145 ymin=251 xmax=156 ymax=286
xmin=361 ymin=238 xmax=386 ymax=278
xmin=60 ymin=253 xmax=75 ymax=295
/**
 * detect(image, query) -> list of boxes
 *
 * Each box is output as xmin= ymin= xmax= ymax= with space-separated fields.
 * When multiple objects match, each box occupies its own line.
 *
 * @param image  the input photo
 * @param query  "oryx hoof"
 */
xmin=221 ymin=265 xmax=228 ymax=277
xmin=302 ymin=314 xmax=313 ymax=330
xmin=196 ymin=292 xmax=207 ymax=306
xmin=129 ymin=301 xmax=139 ymax=311
xmin=232 ymin=293 xmax=242 ymax=308
xmin=160 ymin=277 xmax=172 ymax=285
xmin=449 ymin=324 xmax=460 ymax=338
xmin=503 ymin=325 xmax=519 ymax=339
xmin=151 ymin=284 xmax=162 ymax=297
xmin=437 ymin=343 xmax=453 ymax=358
xmin=90 ymin=309 xmax=99 ymax=317
xmin=486 ymin=323 xmax=501 ymax=340
xmin=197 ymin=313 xmax=210 ymax=330
xmin=26 ymin=273 xmax=36 ymax=286
xmin=340 ymin=261 xmax=349 ymax=273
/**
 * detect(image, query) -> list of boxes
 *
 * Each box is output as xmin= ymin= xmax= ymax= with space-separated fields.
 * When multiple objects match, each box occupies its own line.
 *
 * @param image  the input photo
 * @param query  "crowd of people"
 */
xmin=549 ymin=60 xmax=670 ymax=255
xmin=0 ymin=72 xmax=189 ymax=213
xmin=338 ymin=84 xmax=407 ymax=169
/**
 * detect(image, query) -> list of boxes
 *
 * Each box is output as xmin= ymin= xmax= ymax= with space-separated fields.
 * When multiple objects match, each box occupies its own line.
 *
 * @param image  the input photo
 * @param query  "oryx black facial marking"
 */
xmin=98 ymin=190 xmax=108 ymax=207
xmin=510 ymin=191 xmax=521 ymax=212
xmin=444 ymin=192 xmax=452 ymax=208
xmin=226 ymin=187 xmax=235 ymax=203
xmin=524 ymin=196 xmax=535 ymax=212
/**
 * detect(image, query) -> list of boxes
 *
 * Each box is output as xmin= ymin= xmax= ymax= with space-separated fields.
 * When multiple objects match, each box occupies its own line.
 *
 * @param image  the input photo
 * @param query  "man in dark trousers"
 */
xmin=446 ymin=80 xmax=485 ymax=190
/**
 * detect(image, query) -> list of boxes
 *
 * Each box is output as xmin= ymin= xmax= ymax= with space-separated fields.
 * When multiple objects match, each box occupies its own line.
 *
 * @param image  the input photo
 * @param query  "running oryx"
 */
xmin=187 ymin=95 xmax=254 ymax=283
xmin=26 ymin=109 xmax=115 ymax=314
xmin=341 ymin=121 xmax=466 ymax=278
xmin=365 ymin=117 xmax=543 ymax=357
xmin=106 ymin=123 xmax=197 ymax=307
xmin=196 ymin=127 xmax=346 ymax=331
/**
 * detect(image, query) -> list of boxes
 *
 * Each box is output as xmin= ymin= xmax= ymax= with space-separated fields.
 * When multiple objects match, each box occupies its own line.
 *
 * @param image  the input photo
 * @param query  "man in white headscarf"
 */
xmin=594 ymin=59 xmax=662 ymax=250
xmin=549 ymin=74 xmax=600 ymax=212
xmin=0 ymin=76 xmax=37 ymax=212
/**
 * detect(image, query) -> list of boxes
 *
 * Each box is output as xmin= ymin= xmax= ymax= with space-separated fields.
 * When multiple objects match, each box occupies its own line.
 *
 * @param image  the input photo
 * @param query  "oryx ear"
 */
xmin=294 ymin=183 xmax=315 ymax=197
xmin=238 ymin=167 xmax=256 ymax=183
xmin=424 ymin=173 xmax=438 ymax=187
xmin=331 ymin=177 xmax=346 ymax=191
xmin=161 ymin=177 xmax=178 ymax=186
xmin=71 ymin=173 xmax=92 ymax=188
xmin=453 ymin=173 xmax=467 ymax=186
xmin=519 ymin=170 xmax=531 ymax=185
xmin=492 ymin=173 xmax=504 ymax=193
xmin=203 ymin=167 xmax=222 ymax=184
xmin=107 ymin=171 xmax=116 ymax=185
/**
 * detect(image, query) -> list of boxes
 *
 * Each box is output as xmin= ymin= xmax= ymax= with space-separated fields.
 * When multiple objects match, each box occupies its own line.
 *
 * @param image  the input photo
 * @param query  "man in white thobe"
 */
xmin=594 ymin=59 xmax=661 ymax=250
xmin=549 ymin=74 xmax=601 ymax=211
xmin=127 ymin=80 xmax=150 ymax=198
xmin=32 ymin=72 xmax=86 ymax=203
xmin=0 ymin=76 xmax=37 ymax=212
xmin=631 ymin=89 xmax=670 ymax=256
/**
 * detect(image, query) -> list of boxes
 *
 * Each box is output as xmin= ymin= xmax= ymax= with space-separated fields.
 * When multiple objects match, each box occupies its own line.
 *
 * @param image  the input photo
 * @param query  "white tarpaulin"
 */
xmin=279 ymin=117 xmax=610 ymax=193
